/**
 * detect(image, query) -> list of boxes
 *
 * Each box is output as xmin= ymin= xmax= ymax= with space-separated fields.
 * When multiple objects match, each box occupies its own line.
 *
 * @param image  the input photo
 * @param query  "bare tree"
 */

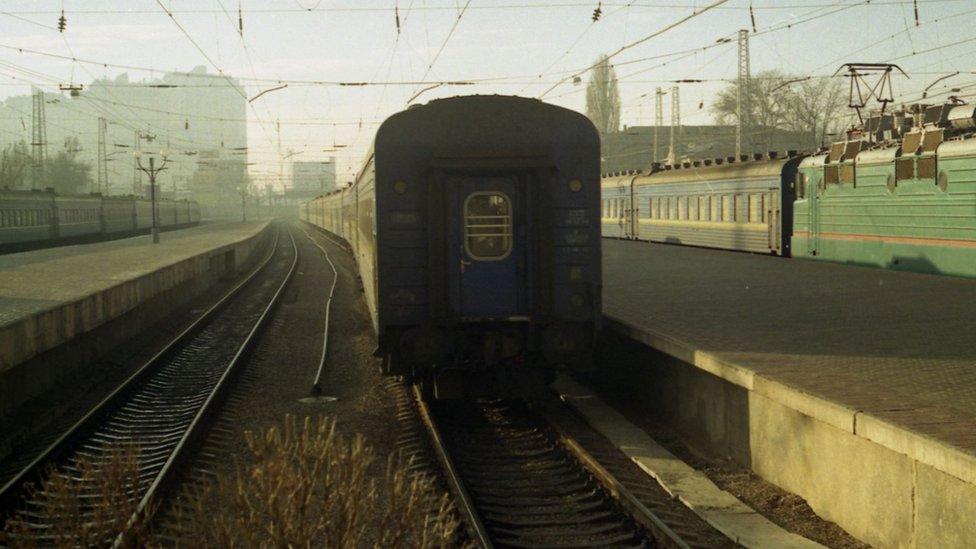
xmin=43 ymin=136 xmax=92 ymax=194
xmin=0 ymin=141 xmax=30 ymax=189
xmin=712 ymin=70 xmax=846 ymax=151
xmin=781 ymin=77 xmax=848 ymax=149
xmin=585 ymin=55 xmax=621 ymax=135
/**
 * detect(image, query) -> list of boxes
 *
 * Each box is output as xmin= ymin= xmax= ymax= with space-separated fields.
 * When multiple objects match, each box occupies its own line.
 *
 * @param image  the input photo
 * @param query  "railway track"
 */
xmin=411 ymin=386 xmax=713 ymax=549
xmin=0 ymin=223 xmax=297 ymax=545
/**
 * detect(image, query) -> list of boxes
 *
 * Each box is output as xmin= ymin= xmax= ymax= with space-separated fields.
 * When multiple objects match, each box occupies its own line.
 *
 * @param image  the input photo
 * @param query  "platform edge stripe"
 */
xmin=551 ymin=374 xmax=826 ymax=549
xmin=856 ymin=413 xmax=976 ymax=487
xmin=602 ymin=314 xmax=755 ymax=389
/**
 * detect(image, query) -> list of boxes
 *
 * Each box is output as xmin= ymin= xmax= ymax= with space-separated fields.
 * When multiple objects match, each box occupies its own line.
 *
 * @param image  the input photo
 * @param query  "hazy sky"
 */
xmin=2 ymin=0 xmax=975 ymax=183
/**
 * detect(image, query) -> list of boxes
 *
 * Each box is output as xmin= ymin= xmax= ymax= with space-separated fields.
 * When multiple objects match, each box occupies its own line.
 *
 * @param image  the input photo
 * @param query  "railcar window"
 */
xmin=464 ymin=192 xmax=512 ymax=261
xmin=700 ymin=196 xmax=710 ymax=221
xmin=737 ymin=194 xmax=748 ymax=223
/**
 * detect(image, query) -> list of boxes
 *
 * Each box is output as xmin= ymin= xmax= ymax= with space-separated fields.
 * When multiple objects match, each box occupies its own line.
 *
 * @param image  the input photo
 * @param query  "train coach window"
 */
xmin=464 ymin=192 xmax=513 ymax=261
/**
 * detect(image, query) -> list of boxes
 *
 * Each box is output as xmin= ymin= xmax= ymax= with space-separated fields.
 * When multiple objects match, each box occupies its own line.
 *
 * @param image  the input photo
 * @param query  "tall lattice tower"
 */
xmin=97 ymin=118 xmax=108 ymax=194
xmin=668 ymin=85 xmax=679 ymax=165
xmin=653 ymin=87 xmax=664 ymax=163
xmin=736 ymin=29 xmax=751 ymax=158
xmin=30 ymin=88 xmax=48 ymax=189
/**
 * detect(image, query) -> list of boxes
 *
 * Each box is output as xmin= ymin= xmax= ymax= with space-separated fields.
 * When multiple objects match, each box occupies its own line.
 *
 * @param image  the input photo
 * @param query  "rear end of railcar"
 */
xmin=371 ymin=95 xmax=601 ymax=397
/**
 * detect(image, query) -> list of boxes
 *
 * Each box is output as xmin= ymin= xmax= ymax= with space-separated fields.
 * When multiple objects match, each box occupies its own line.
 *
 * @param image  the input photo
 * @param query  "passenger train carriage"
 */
xmin=602 ymin=153 xmax=802 ymax=255
xmin=302 ymin=95 xmax=602 ymax=395
xmin=601 ymin=101 xmax=976 ymax=279
xmin=0 ymin=188 xmax=200 ymax=252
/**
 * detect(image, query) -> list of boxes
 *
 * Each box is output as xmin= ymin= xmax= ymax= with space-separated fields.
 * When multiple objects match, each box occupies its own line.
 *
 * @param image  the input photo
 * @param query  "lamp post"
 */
xmin=134 ymin=149 xmax=168 ymax=244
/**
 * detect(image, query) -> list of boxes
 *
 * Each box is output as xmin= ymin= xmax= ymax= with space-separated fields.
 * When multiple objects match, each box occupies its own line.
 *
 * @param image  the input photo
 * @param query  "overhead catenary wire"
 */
xmin=154 ymin=0 xmax=277 ymax=150
xmin=538 ymin=0 xmax=731 ymax=98
xmin=1 ymin=1 xmax=969 ymax=16
xmin=410 ymin=0 xmax=473 ymax=102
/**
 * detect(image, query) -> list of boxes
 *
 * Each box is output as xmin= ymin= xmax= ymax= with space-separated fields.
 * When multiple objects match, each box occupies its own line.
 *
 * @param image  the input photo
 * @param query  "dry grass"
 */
xmin=0 ymin=444 xmax=150 ymax=548
xmin=174 ymin=415 xmax=460 ymax=547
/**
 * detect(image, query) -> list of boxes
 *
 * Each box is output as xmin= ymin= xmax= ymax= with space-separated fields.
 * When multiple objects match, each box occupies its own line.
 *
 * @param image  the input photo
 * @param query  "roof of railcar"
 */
xmin=376 ymin=94 xmax=597 ymax=148
xmin=602 ymin=157 xmax=798 ymax=188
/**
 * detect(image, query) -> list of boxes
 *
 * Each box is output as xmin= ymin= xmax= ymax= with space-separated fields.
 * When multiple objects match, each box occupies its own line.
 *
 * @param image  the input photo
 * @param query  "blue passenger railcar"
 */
xmin=302 ymin=95 xmax=602 ymax=393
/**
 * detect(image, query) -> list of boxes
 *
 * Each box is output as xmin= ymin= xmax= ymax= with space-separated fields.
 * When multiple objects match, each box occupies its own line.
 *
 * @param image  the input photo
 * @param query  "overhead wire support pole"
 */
xmin=135 ymin=155 xmax=168 ymax=244
xmin=97 ymin=117 xmax=108 ymax=194
xmin=654 ymin=87 xmax=664 ymax=163
xmin=30 ymin=87 xmax=47 ymax=189
xmin=669 ymin=85 xmax=679 ymax=165
xmin=736 ymin=29 xmax=750 ymax=159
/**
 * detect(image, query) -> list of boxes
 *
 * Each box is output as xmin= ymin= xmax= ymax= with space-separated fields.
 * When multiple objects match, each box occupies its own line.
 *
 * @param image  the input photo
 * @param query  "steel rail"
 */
xmin=0 ymin=226 xmax=280 ymax=512
xmin=299 ymin=226 xmax=340 ymax=395
xmin=411 ymin=385 xmax=493 ymax=549
xmin=0 ymin=223 xmax=292 ymax=544
xmin=561 ymin=436 xmax=692 ymax=549
xmin=115 ymin=225 xmax=299 ymax=546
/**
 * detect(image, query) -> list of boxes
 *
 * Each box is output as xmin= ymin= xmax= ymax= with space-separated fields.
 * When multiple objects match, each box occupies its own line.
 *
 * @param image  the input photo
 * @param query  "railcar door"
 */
xmin=766 ymin=188 xmax=781 ymax=254
xmin=624 ymin=176 xmax=639 ymax=239
xmin=448 ymin=176 xmax=523 ymax=318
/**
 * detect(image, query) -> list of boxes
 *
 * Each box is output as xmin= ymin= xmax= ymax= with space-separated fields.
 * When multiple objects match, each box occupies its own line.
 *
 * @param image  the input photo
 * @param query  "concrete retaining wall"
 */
xmin=0 ymin=224 xmax=272 ymax=421
xmin=601 ymin=322 xmax=976 ymax=548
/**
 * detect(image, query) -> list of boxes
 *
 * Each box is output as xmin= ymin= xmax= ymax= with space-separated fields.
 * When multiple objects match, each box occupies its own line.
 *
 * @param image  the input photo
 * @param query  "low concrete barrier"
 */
xmin=603 ymin=319 xmax=976 ymax=548
xmin=0 ymin=222 xmax=272 ymax=422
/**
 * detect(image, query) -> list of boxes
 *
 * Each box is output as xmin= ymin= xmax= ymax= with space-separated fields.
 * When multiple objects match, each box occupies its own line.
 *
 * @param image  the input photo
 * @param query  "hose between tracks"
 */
xmin=300 ymin=226 xmax=339 ymax=395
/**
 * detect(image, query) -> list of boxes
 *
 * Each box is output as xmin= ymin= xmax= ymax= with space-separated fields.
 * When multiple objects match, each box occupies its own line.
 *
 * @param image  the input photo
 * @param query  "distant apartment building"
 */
xmin=0 ymin=66 xmax=246 ymax=208
xmin=288 ymin=159 xmax=335 ymax=201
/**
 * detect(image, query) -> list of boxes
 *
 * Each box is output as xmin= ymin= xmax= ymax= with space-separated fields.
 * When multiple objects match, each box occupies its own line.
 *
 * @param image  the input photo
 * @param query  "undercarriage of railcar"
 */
xmin=381 ymin=322 xmax=596 ymax=399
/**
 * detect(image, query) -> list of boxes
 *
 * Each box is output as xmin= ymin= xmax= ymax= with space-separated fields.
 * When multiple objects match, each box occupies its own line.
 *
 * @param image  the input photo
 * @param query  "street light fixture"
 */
xmin=134 ymin=149 xmax=169 ymax=244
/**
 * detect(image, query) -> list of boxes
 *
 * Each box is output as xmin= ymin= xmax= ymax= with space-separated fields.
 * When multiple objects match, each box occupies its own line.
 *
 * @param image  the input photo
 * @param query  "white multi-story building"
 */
xmin=0 ymin=66 xmax=246 ymax=204
xmin=291 ymin=159 xmax=336 ymax=195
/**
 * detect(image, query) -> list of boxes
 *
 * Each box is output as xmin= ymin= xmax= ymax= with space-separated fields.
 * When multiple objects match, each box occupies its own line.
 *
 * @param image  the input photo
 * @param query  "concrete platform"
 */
xmin=0 ymin=221 xmax=272 ymax=417
xmin=603 ymin=239 xmax=976 ymax=548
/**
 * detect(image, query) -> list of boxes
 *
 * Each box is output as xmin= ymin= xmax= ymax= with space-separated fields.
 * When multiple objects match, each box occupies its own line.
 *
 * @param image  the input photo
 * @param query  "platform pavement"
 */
xmin=602 ymin=238 xmax=976 ymax=548
xmin=0 ymin=221 xmax=271 ymax=415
